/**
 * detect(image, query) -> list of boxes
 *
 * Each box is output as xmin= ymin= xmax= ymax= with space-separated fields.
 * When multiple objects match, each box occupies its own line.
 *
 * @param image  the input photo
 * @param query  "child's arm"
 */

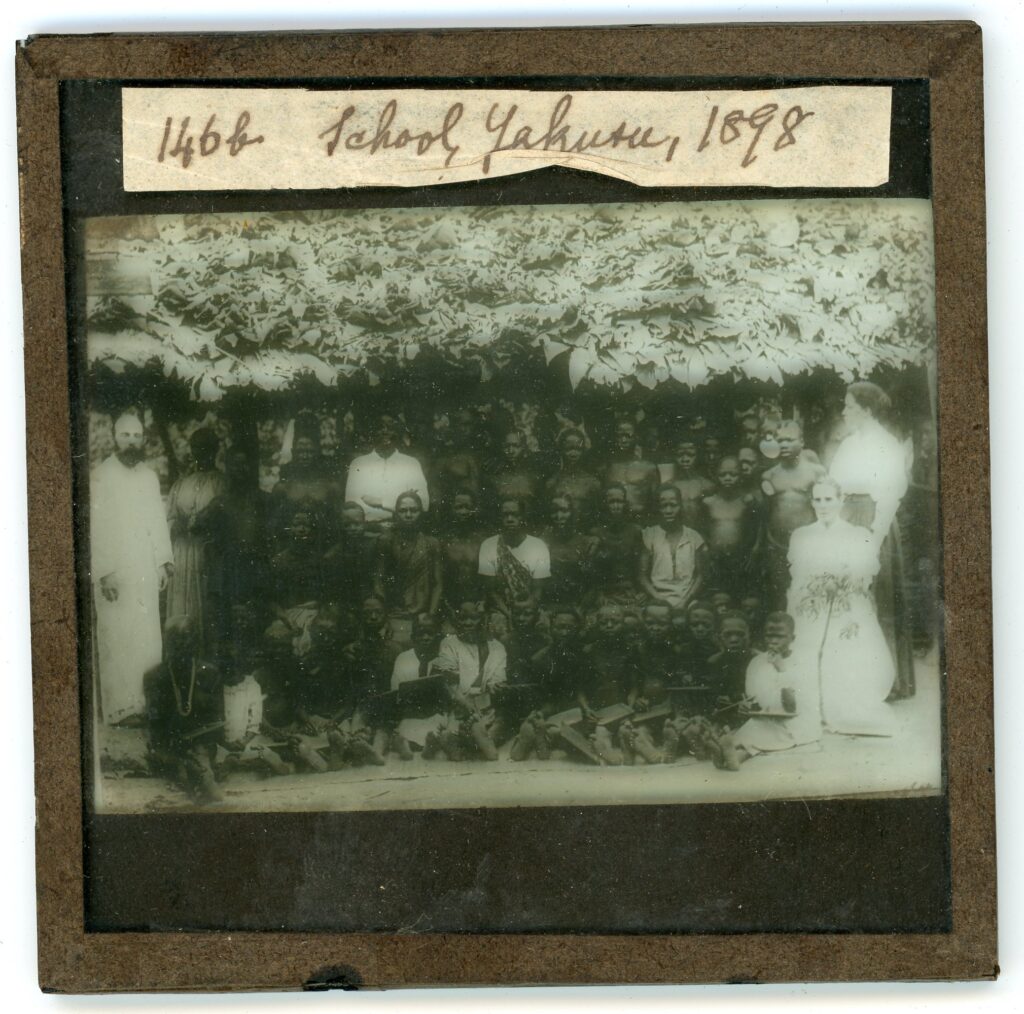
xmin=427 ymin=541 xmax=443 ymax=615
xmin=638 ymin=542 xmax=661 ymax=602
xmin=684 ymin=542 xmax=708 ymax=609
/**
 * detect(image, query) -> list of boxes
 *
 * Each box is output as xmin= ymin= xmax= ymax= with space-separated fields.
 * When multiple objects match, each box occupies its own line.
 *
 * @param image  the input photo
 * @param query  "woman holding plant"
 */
xmin=787 ymin=477 xmax=896 ymax=737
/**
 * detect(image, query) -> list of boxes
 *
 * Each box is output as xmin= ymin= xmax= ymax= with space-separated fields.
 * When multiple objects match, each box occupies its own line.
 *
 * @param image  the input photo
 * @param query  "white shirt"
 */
xmin=390 ymin=649 xmax=445 ymax=746
xmin=477 ymin=534 xmax=551 ymax=579
xmin=391 ymin=648 xmax=435 ymax=689
xmin=436 ymin=634 xmax=507 ymax=695
xmin=345 ymin=449 xmax=429 ymax=523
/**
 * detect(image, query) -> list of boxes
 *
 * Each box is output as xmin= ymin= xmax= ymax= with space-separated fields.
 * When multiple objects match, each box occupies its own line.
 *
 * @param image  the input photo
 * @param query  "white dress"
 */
xmin=787 ymin=519 xmax=896 ymax=736
xmin=90 ymin=455 xmax=173 ymax=724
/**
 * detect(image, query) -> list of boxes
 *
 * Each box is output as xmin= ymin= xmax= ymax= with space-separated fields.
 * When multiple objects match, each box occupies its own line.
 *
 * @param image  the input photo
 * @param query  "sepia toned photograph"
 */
xmin=79 ymin=196 xmax=942 ymax=815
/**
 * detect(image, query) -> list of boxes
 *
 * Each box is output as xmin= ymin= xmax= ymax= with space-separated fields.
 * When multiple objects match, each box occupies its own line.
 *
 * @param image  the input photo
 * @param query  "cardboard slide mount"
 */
xmin=18 ymin=24 xmax=993 ymax=991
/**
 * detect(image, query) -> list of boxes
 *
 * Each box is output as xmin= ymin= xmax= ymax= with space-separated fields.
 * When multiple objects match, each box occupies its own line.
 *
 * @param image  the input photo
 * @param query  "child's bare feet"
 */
xmin=713 ymin=732 xmax=742 ymax=772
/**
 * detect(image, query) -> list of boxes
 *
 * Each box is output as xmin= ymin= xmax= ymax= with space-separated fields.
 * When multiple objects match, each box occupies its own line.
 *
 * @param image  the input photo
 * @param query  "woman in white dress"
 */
xmin=787 ymin=477 xmax=896 ymax=736
xmin=827 ymin=381 xmax=915 ymax=698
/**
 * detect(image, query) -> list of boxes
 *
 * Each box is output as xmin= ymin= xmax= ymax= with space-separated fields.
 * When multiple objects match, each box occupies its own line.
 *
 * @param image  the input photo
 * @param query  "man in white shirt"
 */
xmin=478 ymin=497 xmax=550 ymax=615
xmin=90 ymin=410 xmax=174 ymax=725
xmin=345 ymin=414 xmax=429 ymax=525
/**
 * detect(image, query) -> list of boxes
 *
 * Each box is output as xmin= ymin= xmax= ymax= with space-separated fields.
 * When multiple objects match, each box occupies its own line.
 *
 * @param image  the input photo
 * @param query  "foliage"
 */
xmin=85 ymin=199 xmax=937 ymax=402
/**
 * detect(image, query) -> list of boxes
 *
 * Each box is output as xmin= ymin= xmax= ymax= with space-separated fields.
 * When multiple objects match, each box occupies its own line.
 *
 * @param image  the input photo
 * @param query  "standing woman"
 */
xmin=827 ymin=381 xmax=915 ymax=698
xmin=787 ymin=477 xmax=893 ymax=736
xmin=164 ymin=427 xmax=227 ymax=654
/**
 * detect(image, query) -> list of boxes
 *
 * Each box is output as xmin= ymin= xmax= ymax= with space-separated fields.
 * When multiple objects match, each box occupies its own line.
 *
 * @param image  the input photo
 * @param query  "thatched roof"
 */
xmin=85 ymin=198 xmax=936 ymax=401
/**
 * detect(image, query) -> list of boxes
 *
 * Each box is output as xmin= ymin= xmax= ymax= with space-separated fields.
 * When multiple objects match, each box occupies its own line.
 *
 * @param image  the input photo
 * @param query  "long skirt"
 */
xmin=165 ymin=534 xmax=213 ymax=653
xmin=842 ymin=494 xmax=916 ymax=699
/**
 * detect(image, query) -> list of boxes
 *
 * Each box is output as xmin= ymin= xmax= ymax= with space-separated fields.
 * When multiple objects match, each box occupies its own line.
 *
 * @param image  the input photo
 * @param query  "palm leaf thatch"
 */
xmin=85 ymin=198 xmax=936 ymax=402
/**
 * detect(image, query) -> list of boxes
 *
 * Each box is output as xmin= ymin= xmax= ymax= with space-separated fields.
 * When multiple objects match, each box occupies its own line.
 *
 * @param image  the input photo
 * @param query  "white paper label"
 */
xmin=122 ymin=86 xmax=892 ymax=191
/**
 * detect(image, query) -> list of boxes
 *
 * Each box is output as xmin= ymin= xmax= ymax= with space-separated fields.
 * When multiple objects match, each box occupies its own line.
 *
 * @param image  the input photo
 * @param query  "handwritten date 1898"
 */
xmin=157 ymin=113 xmax=264 ymax=169
xmin=697 ymin=103 xmax=814 ymax=169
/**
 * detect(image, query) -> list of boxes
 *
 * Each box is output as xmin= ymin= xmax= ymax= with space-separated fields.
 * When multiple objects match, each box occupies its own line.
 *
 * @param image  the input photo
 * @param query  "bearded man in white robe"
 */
xmin=90 ymin=411 xmax=174 ymax=725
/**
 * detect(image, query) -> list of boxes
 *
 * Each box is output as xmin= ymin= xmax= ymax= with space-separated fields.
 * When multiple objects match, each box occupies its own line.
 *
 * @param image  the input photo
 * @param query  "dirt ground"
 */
xmin=95 ymin=649 xmax=943 ymax=814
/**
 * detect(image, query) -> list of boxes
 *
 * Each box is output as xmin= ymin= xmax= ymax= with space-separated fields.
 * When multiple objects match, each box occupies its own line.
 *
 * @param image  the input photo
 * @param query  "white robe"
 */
xmin=90 ymin=455 xmax=173 ymax=724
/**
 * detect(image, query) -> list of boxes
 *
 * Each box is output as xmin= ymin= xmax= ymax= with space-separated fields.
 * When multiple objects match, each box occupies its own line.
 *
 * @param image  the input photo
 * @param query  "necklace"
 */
xmin=169 ymin=657 xmax=197 ymax=717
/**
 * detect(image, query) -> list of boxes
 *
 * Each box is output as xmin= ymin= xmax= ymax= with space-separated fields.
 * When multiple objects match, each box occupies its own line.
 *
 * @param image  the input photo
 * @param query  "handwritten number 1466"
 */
xmin=698 ymin=103 xmax=814 ymax=168
xmin=157 ymin=113 xmax=264 ymax=169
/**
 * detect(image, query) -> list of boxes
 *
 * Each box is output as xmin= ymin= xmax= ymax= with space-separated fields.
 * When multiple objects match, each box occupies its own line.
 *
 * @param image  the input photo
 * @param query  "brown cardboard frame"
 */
xmin=17 ymin=23 xmax=994 ymax=991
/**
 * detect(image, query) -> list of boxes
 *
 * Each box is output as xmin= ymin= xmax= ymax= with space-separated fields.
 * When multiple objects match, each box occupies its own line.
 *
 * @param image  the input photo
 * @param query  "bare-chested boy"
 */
xmin=736 ymin=447 xmax=765 ymax=505
xmin=760 ymin=420 xmax=826 ymax=608
xmin=604 ymin=419 xmax=661 ymax=522
xmin=488 ymin=430 xmax=541 ymax=520
xmin=440 ymin=490 xmax=485 ymax=613
xmin=700 ymin=456 xmax=761 ymax=598
xmin=669 ymin=434 xmax=715 ymax=534
xmin=432 ymin=408 xmax=482 ymax=508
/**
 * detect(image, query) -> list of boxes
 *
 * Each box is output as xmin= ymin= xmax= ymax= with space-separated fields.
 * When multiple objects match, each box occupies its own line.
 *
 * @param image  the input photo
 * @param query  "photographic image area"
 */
xmin=78 ymin=197 xmax=942 ymax=814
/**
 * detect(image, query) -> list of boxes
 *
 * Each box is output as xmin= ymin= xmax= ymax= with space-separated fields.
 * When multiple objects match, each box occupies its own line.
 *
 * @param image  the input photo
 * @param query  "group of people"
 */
xmin=89 ymin=379 xmax=924 ymax=802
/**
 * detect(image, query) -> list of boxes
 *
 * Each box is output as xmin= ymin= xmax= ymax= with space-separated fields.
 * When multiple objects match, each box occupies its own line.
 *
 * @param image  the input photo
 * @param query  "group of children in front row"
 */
xmin=146 ymin=590 xmax=820 ymax=804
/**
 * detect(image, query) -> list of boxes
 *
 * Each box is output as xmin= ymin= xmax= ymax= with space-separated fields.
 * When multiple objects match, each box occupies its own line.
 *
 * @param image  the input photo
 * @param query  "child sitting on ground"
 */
xmin=675 ymin=599 xmax=718 ymax=684
xmin=713 ymin=612 xmax=823 ymax=770
xmin=576 ymin=603 xmax=635 ymax=764
xmin=389 ymin=613 xmax=446 ymax=757
xmin=509 ymin=605 xmax=585 ymax=761
xmin=705 ymin=610 xmax=756 ymax=729
xmin=429 ymin=600 xmax=507 ymax=761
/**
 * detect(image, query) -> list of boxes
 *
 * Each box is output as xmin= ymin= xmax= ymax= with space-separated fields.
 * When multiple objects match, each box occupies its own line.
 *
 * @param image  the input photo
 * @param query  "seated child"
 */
xmin=705 ymin=611 xmax=756 ymax=728
xmin=709 ymin=590 xmax=734 ymax=618
xmin=389 ymin=613 xmax=446 ymax=757
xmin=503 ymin=595 xmax=551 ymax=684
xmin=430 ymin=600 xmax=508 ymax=761
xmin=715 ymin=612 xmax=823 ymax=770
xmin=674 ymin=599 xmax=718 ymax=684
xmin=615 ymin=603 xmax=680 ymax=764
xmin=330 ymin=596 xmax=405 ymax=766
xmin=510 ymin=605 xmax=584 ymax=761
xmin=577 ymin=604 xmax=634 ymax=764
